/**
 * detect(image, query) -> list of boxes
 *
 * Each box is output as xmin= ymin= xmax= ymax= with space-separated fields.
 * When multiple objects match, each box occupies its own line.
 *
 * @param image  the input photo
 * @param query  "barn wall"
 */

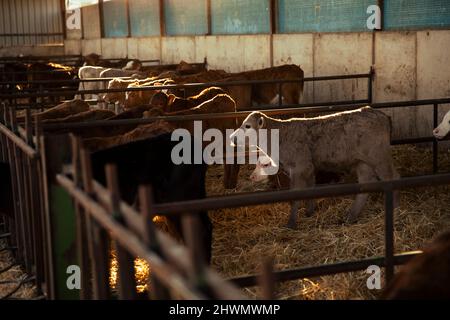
xmin=2 ymin=2 xmax=450 ymax=140
xmin=58 ymin=28 xmax=450 ymax=140
xmin=0 ymin=44 xmax=65 ymax=57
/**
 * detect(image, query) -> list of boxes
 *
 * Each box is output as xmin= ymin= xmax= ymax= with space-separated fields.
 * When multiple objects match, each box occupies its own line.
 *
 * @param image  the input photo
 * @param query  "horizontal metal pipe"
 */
xmin=230 ymin=251 xmax=421 ymax=287
xmin=0 ymin=77 xmax=139 ymax=86
xmin=0 ymin=74 xmax=371 ymax=99
xmin=151 ymin=173 xmax=450 ymax=215
xmin=0 ymin=72 xmax=370 ymax=87
xmin=38 ymin=99 xmax=449 ymax=131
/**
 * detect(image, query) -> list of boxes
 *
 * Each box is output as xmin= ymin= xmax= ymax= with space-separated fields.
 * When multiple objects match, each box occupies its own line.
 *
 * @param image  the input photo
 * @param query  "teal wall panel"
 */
xmin=211 ymin=0 xmax=270 ymax=34
xmin=384 ymin=0 xmax=450 ymax=30
xmin=278 ymin=0 xmax=377 ymax=33
xmin=129 ymin=0 xmax=160 ymax=36
xmin=103 ymin=0 xmax=128 ymax=38
xmin=164 ymin=0 xmax=207 ymax=35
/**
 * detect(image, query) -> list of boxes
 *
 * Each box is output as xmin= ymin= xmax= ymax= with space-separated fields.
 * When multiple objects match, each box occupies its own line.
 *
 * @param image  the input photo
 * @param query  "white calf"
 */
xmin=433 ymin=111 xmax=450 ymax=139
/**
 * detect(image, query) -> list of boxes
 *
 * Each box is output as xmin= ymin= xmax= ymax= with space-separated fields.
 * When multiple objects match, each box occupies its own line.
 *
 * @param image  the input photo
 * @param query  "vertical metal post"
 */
xmin=258 ymin=258 xmax=275 ymax=300
xmin=71 ymin=135 xmax=92 ymax=299
xmin=368 ymin=66 xmax=374 ymax=104
xmin=433 ymin=103 xmax=438 ymax=174
xmin=80 ymin=147 xmax=110 ymax=299
xmin=138 ymin=185 xmax=170 ymax=300
xmin=384 ymin=188 xmax=395 ymax=285
xmin=206 ymin=0 xmax=211 ymax=35
xmin=105 ymin=164 xmax=138 ymax=300
xmin=182 ymin=214 xmax=207 ymax=294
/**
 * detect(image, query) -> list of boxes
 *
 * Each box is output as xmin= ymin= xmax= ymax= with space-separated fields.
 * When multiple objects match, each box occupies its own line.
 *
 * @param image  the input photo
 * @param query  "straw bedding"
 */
xmin=207 ymin=144 xmax=450 ymax=299
xmin=0 ymin=240 xmax=37 ymax=299
xmin=3 ymin=144 xmax=450 ymax=299
xmin=108 ymin=144 xmax=450 ymax=299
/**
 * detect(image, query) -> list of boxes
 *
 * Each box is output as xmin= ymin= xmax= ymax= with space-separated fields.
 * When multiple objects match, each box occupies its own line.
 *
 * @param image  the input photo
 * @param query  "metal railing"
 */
xmin=54 ymin=135 xmax=246 ymax=299
xmin=1 ymin=65 xmax=449 ymax=299
xmin=0 ymin=70 xmax=373 ymax=112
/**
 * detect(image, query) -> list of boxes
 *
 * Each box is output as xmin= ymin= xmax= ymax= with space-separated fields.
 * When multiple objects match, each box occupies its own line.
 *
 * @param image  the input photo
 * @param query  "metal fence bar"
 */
xmin=70 ymin=135 xmax=91 ymax=299
xmin=0 ymin=74 xmax=371 ymax=99
xmin=149 ymin=173 xmax=450 ymax=215
xmin=56 ymin=174 xmax=211 ymax=300
xmin=433 ymin=103 xmax=439 ymax=173
xmin=105 ymin=164 xmax=138 ymax=300
xmin=384 ymin=189 xmax=395 ymax=285
xmin=79 ymin=147 xmax=110 ymax=300
xmin=138 ymin=185 xmax=170 ymax=300
xmin=230 ymin=251 xmax=421 ymax=287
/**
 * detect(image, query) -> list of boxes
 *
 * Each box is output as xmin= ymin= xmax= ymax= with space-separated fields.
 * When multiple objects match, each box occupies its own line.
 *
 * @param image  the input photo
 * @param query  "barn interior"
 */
xmin=1 ymin=0 xmax=450 ymax=301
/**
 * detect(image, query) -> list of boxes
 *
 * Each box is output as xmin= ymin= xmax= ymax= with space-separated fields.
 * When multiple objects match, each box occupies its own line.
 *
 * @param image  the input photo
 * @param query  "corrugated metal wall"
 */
xmin=278 ymin=0 xmax=377 ymax=33
xmin=164 ymin=0 xmax=207 ymax=36
xmin=129 ymin=0 xmax=160 ymax=37
xmin=384 ymin=0 xmax=450 ymax=30
xmin=211 ymin=0 xmax=270 ymax=35
xmin=0 ymin=0 xmax=64 ymax=47
xmin=102 ymin=0 xmax=128 ymax=38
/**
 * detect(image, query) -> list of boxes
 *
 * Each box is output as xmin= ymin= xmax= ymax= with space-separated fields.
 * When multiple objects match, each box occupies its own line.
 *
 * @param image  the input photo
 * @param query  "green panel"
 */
xmin=50 ymin=185 xmax=78 ymax=300
xmin=129 ymin=0 xmax=160 ymax=36
xmin=164 ymin=0 xmax=208 ymax=35
xmin=211 ymin=0 xmax=270 ymax=34
xmin=103 ymin=0 xmax=129 ymax=38
xmin=384 ymin=0 xmax=450 ymax=30
xmin=278 ymin=0 xmax=377 ymax=33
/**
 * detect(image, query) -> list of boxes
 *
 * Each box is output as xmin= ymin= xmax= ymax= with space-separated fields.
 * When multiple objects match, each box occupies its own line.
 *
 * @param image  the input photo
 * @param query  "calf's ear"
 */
xmin=258 ymin=116 xmax=265 ymax=128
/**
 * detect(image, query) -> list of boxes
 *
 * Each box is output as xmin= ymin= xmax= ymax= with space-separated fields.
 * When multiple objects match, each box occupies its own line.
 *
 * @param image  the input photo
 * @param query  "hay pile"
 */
xmin=0 ymin=240 xmax=37 ymax=299
xmin=107 ymin=144 xmax=450 ymax=299
xmin=207 ymin=144 xmax=450 ymax=300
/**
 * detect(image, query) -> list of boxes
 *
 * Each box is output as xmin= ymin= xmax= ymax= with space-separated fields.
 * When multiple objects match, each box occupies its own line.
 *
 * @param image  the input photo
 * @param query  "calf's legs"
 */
xmin=347 ymin=163 xmax=377 ymax=223
xmin=375 ymin=161 xmax=401 ymax=208
xmin=286 ymin=170 xmax=315 ymax=229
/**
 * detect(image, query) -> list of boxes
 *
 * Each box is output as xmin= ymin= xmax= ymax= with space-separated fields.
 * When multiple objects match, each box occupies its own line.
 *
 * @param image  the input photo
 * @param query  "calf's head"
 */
xmin=250 ymin=155 xmax=278 ymax=182
xmin=433 ymin=111 xmax=450 ymax=139
xmin=230 ymin=111 xmax=267 ymax=147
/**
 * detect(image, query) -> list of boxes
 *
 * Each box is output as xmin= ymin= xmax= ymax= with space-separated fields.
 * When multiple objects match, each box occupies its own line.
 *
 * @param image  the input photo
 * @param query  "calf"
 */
xmin=90 ymin=133 xmax=212 ymax=263
xmin=106 ymin=105 xmax=156 ymax=121
xmin=433 ymin=111 xmax=450 ymax=139
xmin=103 ymin=77 xmax=156 ymax=105
xmin=144 ymin=94 xmax=240 ymax=189
xmin=151 ymin=86 xmax=226 ymax=113
xmin=124 ymin=78 xmax=173 ymax=109
xmin=229 ymin=64 xmax=304 ymax=107
xmin=42 ymin=109 xmax=115 ymax=124
xmin=167 ymin=70 xmax=228 ymax=97
xmin=382 ymin=231 xmax=450 ymax=299
xmin=17 ymin=99 xmax=90 ymax=122
xmin=77 ymin=66 xmax=107 ymax=100
xmin=83 ymin=121 xmax=174 ymax=152
xmin=232 ymin=107 xmax=400 ymax=228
